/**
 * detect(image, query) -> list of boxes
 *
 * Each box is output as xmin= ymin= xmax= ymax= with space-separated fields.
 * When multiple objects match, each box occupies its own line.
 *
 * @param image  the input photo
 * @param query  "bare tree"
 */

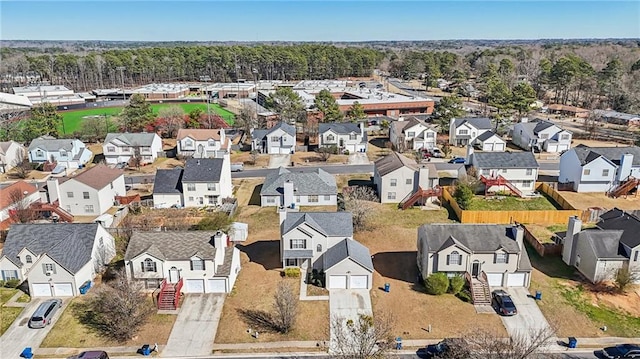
xmin=614 ymin=267 xmax=638 ymax=293
xmin=236 ymin=103 xmax=257 ymax=135
xmin=583 ymin=111 xmax=601 ymax=140
xmin=272 ymin=281 xmax=298 ymax=334
xmin=317 ymin=145 xmax=337 ymax=161
xmin=249 ymin=149 xmax=259 ymax=165
xmin=329 ymin=312 xmax=394 ymax=359
xmin=157 ymin=105 xmax=184 ymax=138
xmin=11 ymin=149 xmax=30 ymax=179
xmin=341 ymin=186 xmax=377 ymax=232
xmin=444 ymin=327 xmax=558 ymax=359
xmin=8 ymin=188 xmax=35 ymax=224
xmin=130 ymin=147 xmax=142 ymax=170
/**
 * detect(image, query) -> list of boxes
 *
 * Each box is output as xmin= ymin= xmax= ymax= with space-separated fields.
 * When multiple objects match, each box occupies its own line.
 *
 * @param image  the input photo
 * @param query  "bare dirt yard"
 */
xmin=230 ymin=151 xmax=269 ymax=168
xmin=291 ymin=152 xmax=349 ymax=165
xmin=557 ymin=190 xmax=640 ymax=211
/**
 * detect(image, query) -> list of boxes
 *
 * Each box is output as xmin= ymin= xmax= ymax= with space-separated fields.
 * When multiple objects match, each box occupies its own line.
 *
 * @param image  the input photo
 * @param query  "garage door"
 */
xmin=328 ymin=275 xmax=347 ymax=289
xmin=507 ymin=273 xmax=526 ymax=287
xmin=495 ymin=143 xmax=505 ymax=151
xmin=208 ymin=279 xmax=226 ymax=293
xmin=486 ymin=273 xmax=503 ymax=287
xmin=32 ymin=283 xmax=52 ymax=297
xmin=53 ymin=283 xmax=73 ymax=296
xmin=349 ymin=275 xmax=368 ymax=289
xmin=558 ymin=144 xmax=569 ymax=152
xmin=269 ymin=147 xmax=279 ymax=154
xmin=185 ymin=279 xmax=205 ymax=293
xmin=483 ymin=143 xmax=494 ymax=151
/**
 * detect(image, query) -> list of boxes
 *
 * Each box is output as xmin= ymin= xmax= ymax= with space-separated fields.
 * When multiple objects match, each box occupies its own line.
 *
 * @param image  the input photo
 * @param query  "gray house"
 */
xmin=152 ymin=168 xmax=184 ymax=208
xmin=251 ymin=122 xmax=296 ymax=154
xmin=260 ymin=167 xmax=337 ymax=207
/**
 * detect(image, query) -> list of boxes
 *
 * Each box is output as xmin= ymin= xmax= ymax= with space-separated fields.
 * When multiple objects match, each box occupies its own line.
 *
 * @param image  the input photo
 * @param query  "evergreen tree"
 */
xmin=345 ymin=101 xmax=366 ymax=122
xmin=120 ymin=94 xmax=154 ymax=132
xmin=314 ymin=89 xmax=343 ymax=122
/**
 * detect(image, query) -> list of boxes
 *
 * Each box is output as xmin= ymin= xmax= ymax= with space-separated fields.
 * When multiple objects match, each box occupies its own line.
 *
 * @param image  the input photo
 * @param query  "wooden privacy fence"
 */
xmin=536 ymin=182 xmax=576 ymax=210
xmin=522 ymin=224 xmax=563 ymax=257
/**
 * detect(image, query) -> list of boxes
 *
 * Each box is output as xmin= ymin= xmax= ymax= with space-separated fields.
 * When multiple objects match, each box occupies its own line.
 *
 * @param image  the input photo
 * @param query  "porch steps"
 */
xmin=158 ymin=287 xmax=176 ymax=310
xmin=470 ymin=278 xmax=491 ymax=306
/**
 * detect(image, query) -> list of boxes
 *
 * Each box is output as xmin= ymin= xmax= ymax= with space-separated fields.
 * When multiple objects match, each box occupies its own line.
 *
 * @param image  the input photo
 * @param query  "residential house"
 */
xmin=0 ymin=141 xmax=27 ymax=173
xmin=474 ymin=131 xmax=506 ymax=152
xmin=417 ymin=224 xmax=532 ymax=288
xmin=559 ymin=145 xmax=640 ymax=193
xmin=318 ymin=122 xmax=367 ymax=153
xmin=0 ymin=223 xmax=116 ymax=296
xmin=261 ymin=167 xmax=337 ymax=207
xmin=449 ymin=117 xmax=492 ymax=147
xmin=0 ymin=181 xmax=40 ymax=230
xmin=124 ymin=230 xmax=241 ymax=293
xmin=389 ymin=117 xmax=437 ymax=151
xmin=45 ymin=164 xmax=126 ymax=216
xmin=373 ymin=152 xmax=439 ymax=204
xmin=152 ymin=168 xmax=184 ymax=208
xmin=593 ymin=109 xmax=640 ymax=127
xmin=28 ymin=136 xmax=92 ymax=169
xmin=178 ymin=158 xmax=233 ymax=208
xmin=176 ymin=128 xmax=229 ymax=159
xmin=562 ymin=210 xmax=640 ymax=283
xmin=468 ymin=147 xmax=539 ymax=196
xmin=103 ymin=132 xmax=163 ymax=165
xmin=512 ymin=120 xmax=572 ymax=153
xmin=251 ymin=122 xmax=296 ymax=154
xmin=279 ymin=210 xmax=373 ymax=289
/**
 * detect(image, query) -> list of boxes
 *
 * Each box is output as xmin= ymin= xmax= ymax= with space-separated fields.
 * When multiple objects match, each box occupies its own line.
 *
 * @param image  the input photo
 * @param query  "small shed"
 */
xmin=229 ymin=222 xmax=249 ymax=242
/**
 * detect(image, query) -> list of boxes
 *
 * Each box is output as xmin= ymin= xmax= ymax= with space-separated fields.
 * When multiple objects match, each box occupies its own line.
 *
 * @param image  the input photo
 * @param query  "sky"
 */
xmin=1 ymin=1 xmax=639 ymax=41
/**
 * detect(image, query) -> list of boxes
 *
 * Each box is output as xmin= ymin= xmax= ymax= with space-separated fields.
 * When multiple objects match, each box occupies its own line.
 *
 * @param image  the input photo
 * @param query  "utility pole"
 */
xmin=200 ymin=75 xmax=212 ymax=127
xmin=116 ymin=66 xmax=126 ymax=102
xmin=234 ymin=53 xmax=240 ymax=98
xmin=252 ymin=68 xmax=259 ymax=121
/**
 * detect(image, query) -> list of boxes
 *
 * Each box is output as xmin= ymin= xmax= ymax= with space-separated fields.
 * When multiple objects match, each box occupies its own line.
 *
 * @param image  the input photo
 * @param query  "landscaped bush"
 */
xmin=424 ymin=273 xmax=449 ymax=295
xmin=4 ymin=279 xmax=20 ymax=288
xmin=449 ymin=275 xmax=465 ymax=294
xmin=453 ymin=183 xmax=474 ymax=210
xmin=456 ymin=289 xmax=472 ymax=303
xmin=283 ymin=268 xmax=301 ymax=278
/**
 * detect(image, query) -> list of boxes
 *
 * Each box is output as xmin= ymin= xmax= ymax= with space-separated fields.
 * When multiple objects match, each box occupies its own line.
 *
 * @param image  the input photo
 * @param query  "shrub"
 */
xmin=448 ymin=275 xmax=465 ymax=294
xmin=456 ymin=289 xmax=472 ymax=302
xmin=424 ymin=273 xmax=449 ymax=295
xmin=283 ymin=268 xmax=301 ymax=278
xmin=453 ymin=183 xmax=474 ymax=209
xmin=4 ymin=279 xmax=20 ymax=288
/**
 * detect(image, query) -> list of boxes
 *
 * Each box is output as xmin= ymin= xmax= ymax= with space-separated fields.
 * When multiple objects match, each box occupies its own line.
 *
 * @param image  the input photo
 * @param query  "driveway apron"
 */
xmin=328 ymin=289 xmax=372 ymax=353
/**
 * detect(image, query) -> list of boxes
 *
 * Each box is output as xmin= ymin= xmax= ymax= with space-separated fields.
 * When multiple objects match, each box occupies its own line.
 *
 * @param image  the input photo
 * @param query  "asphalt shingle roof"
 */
xmin=124 ymin=231 xmax=219 ymax=261
xmin=319 ymin=122 xmax=361 ymax=135
xmin=2 ymin=223 xmax=101 ymax=274
xmin=261 ymin=167 xmax=337 ymax=196
xmin=251 ymin=129 xmax=269 ymax=141
xmin=453 ymin=117 xmax=492 ymax=130
xmin=182 ymin=158 xmax=223 ymax=182
xmin=597 ymin=208 xmax=640 ymax=248
xmin=418 ymin=224 xmax=522 ymax=254
xmin=476 ymin=131 xmax=500 ymax=142
xmin=323 ymin=239 xmax=374 ymax=272
xmin=473 ymin=151 xmax=539 ymax=169
xmin=69 ymin=164 xmax=123 ymax=190
xmin=576 ymin=230 xmax=627 ymax=259
xmin=28 ymin=136 xmax=77 ymax=151
xmin=267 ymin=122 xmax=296 ymax=137
xmin=374 ymin=152 xmax=417 ymax=176
xmin=153 ymin=168 xmax=183 ymax=194
xmin=104 ymin=133 xmax=157 ymax=147
xmin=282 ymin=212 xmax=353 ymax=238
xmin=573 ymin=145 xmax=640 ymax=167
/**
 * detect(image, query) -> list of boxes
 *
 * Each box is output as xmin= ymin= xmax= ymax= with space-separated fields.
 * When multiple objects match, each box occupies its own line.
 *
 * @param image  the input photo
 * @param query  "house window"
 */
xmin=540 ymin=134 xmax=549 ymax=140
xmin=459 ymin=129 xmax=468 ymax=135
xmin=142 ymin=258 xmax=157 ymax=272
xmin=187 ymin=183 xmax=196 ymax=191
xmin=191 ymin=259 xmax=205 ymax=271
xmin=107 ymin=146 xmax=116 ymax=153
xmin=36 ymin=150 xmax=44 ymax=157
xmin=308 ymin=195 xmax=319 ymax=203
xmin=522 ymin=180 xmax=533 ymax=188
xmin=83 ymin=191 xmax=90 ymax=199
xmin=84 ymin=205 xmax=94 ymax=213
xmin=296 ymin=196 xmax=301 ymax=203
xmin=317 ymin=244 xmax=322 ymax=252
xmin=324 ymin=195 xmax=331 ymax=201
xmin=208 ymin=140 xmax=216 ymax=147
xmin=184 ymin=139 xmax=193 ymax=148
xmin=426 ymin=132 xmax=435 ymax=138
xmin=482 ymin=169 xmax=490 ymax=176
xmin=448 ymin=251 xmax=461 ymax=265
xmin=602 ymin=169 xmax=609 ymax=177
xmin=44 ymin=263 xmax=55 ymax=273
xmin=25 ymin=255 xmax=32 ymax=264
xmin=207 ymin=183 xmax=216 ymax=191
xmin=502 ymin=169 xmax=508 ymax=173
xmin=495 ymin=252 xmax=508 ymax=264
xmin=526 ymin=168 xmax=533 ymax=176
xmin=406 ymin=178 xmax=412 ymax=185
xmin=387 ymin=192 xmax=396 ymax=200
xmin=286 ymin=259 xmax=297 ymax=267
xmin=271 ymin=136 xmax=279 ymax=142
xmin=207 ymin=195 xmax=216 ymax=205
xmin=145 ymin=279 xmax=161 ymax=289
xmin=2 ymin=270 xmax=18 ymax=280
xmin=406 ymin=131 xmax=415 ymax=137
xmin=326 ymin=134 xmax=335 ymax=141
xmin=390 ymin=179 xmax=397 ymax=187
xmin=290 ymin=239 xmax=306 ymax=249
xmin=576 ymin=255 xmax=581 ymax=267
xmin=561 ymin=134 xmax=570 ymax=140
xmin=188 ymin=197 xmax=194 ymax=202
xmin=266 ymin=197 xmax=276 ymax=204
xmin=67 ymin=192 xmax=74 ymax=198
xmin=583 ymin=169 xmax=591 ymax=176
xmin=349 ymin=133 xmax=357 ymax=140
xmin=634 ymin=251 xmax=638 ymax=262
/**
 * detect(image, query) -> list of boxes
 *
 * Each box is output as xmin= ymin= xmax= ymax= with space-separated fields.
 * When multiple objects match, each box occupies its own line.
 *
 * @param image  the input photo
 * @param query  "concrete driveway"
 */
xmin=268 ymin=154 xmax=291 ymax=168
xmin=497 ymin=287 xmax=552 ymax=339
xmin=0 ymin=298 xmax=68 ymax=358
xmin=348 ymin=153 xmax=370 ymax=165
xmin=329 ymin=289 xmax=372 ymax=353
xmin=160 ymin=294 xmax=224 ymax=357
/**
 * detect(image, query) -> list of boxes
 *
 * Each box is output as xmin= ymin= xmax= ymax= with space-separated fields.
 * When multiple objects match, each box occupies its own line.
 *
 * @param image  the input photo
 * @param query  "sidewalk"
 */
xmin=299 ymin=268 xmax=329 ymax=301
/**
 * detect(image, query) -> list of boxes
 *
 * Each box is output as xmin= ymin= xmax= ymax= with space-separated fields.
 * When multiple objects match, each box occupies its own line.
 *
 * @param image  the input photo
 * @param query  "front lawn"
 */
xmin=0 ymin=288 xmax=24 ymax=335
xmin=466 ymin=195 xmax=557 ymax=211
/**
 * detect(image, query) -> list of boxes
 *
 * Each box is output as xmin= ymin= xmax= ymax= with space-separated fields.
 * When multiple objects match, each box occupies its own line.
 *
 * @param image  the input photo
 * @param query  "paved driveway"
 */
xmin=348 ymin=153 xmax=370 ymax=165
xmin=160 ymin=294 xmax=225 ymax=357
xmin=0 ymin=298 xmax=68 ymax=358
xmin=268 ymin=154 xmax=291 ymax=168
xmin=498 ymin=288 xmax=553 ymax=341
xmin=329 ymin=289 xmax=372 ymax=353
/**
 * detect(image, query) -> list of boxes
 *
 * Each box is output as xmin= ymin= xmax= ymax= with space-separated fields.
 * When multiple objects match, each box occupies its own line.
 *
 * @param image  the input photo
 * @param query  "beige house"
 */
xmin=176 ymin=128 xmax=229 ymax=159
xmin=373 ymin=152 xmax=438 ymax=204
xmin=0 ymin=140 xmax=27 ymax=173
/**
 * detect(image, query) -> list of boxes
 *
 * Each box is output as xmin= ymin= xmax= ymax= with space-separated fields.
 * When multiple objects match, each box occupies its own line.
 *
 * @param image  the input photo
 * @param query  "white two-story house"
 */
xmin=261 ymin=167 xmax=337 ymax=207
xmin=318 ymin=122 xmax=367 ymax=153
xmin=176 ymin=128 xmax=229 ymax=159
xmin=103 ymin=133 xmax=163 ymax=165
xmin=180 ymin=158 xmax=233 ymax=207
xmin=28 ymin=136 xmax=92 ymax=169
xmin=468 ymin=147 xmax=539 ymax=196
xmin=449 ymin=117 xmax=492 ymax=147
xmin=390 ymin=117 xmax=437 ymax=151
xmin=373 ymin=152 xmax=439 ymax=204
xmin=512 ymin=120 xmax=572 ymax=153
xmin=251 ymin=122 xmax=296 ymax=154
xmin=0 ymin=141 xmax=27 ymax=173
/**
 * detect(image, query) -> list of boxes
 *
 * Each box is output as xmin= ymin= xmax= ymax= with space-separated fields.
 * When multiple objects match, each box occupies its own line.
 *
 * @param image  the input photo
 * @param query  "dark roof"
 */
xmin=104 ymin=133 xmax=157 ymax=146
xmin=69 ymin=164 xmax=123 ymax=190
xmin=473 ymin=151 xmax=539 ymax=169
xmin=374 ymin=152 xmax=417 ymax=176
xmin=418 ymin=224 xmax=523 ymax=254
xmin=576 ymin=230 xmax=627 ymax=260
xmin=267 ymin=121 xmax=296 ymax=137
xmin=153 ymin=168 xmax=183 ymax=194
xmin=2 ymin=223 xmax=101 ymax=274
xmin=182 ymin=158 xmax=223 ymax=182
xmin=124 ymin=231 xmax=219 ymax=261
xmin=573 ymin=145 xmax=640 ymax=166
xmin=476 ymin=131 xmax=500 ymax=142
xmin=319 ymin=122 xmax=361 ymax=135
xmin=251 ymin=129 xmax=269 ymax=141
xmin=282 ymin=212 xmax=353 ymax=237
xmin=532 ymin=121 xmax=557 ymax=133
xmin=323 ymin=239 xmax=373 ymax=272
xmin=261 ymin=167 xmax=336 ymax=196
xmin=453 ymin=117 xmax=492 ymax=130
xmin=597 ymin=208 xmax=640 ymax=248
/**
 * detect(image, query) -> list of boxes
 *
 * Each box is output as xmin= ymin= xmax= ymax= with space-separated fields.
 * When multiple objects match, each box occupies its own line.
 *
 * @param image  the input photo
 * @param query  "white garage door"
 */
xmin=483 ymin=143 xmax=494 ymax=151
xmin=185 ymin=279 xmax=205 ymax=293
xmin=328 ymin=275 xmax=347 ymax=289
xmin=486 ymin=273 xmax=503 ymax=287
xmin=53 ymin=283 xmax=74 ymax=296
xmin=558 ymin=144 xmax=569 ymax=152
xmin=32 ymin=283 xmax=52 ymax=297
xmin=495 ymin=143 xmax=505 ymax=151
xmin=208 ymin=279 xmax=226 ymax=293
xmin=349 ymin=275 xmax=368 ymax=289
xmin=507 ymin=273 xmax=526 ymax=287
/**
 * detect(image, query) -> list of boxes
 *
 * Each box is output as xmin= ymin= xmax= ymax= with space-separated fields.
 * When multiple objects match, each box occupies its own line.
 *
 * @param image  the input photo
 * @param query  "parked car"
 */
xmin=230 ymin=162 xmax=244 ymax=172
xmin=77 ymin=351 xmax=110 ymax=359
xmin=492 ymin=289 xmax=517 ymax=316
xmin=116 ymin=162 xmax=127 ymax=169
xmin=424 ymin=338 xmax=469 ymax=358
xmin=430 ymin=148 xmax=444 ymax=158
xmin=28 ymin=298 xmax=62 ymax=329
xmin=448 ymin=157 xmax=466 ymax=164
xmin=602 ymin=344 xmax=640 ymax=358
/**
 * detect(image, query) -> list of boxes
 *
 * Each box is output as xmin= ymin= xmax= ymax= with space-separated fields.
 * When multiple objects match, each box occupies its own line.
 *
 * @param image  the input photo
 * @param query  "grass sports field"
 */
xmin=59 ymin=103 xmax=235 ymax=134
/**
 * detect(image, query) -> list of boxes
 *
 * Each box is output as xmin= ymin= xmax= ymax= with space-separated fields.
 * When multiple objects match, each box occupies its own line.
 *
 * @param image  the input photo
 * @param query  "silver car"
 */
xmin=28 ymin=298 xmax=62 ymax=329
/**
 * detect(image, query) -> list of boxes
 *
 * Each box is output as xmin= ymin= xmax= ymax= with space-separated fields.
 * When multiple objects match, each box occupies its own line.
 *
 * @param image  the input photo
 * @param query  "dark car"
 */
xmin=448 ymin=157 xmax=465 ymax=164
xmin=425 ymin=338 xmax=469 ymax=358
xmin=115 ymin=162 xmax=127 ymax=169
xmin=492 ymin=289 xmax=517 ymax=316
xmin=602 ymin=344 xmax=640 ymax=358
xmin=77 ymin=351 xmax=110 ymax=359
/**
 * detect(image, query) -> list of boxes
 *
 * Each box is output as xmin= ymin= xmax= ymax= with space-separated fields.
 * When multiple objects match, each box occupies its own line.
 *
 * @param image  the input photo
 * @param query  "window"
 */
xmin=44 ymin=263 xmax=55 ymax=273
xmin=187 ymin=183 xmax=196 ymax=191
xmin=522 ymin=180 xmax=533 ymax=188
xmin=407 ymin=131 xmax=415 ymax=137
xmin=634 ymin=251 xmax=639 ymax=262
xmin=308 ymin=195 xmax=319 ymax=203
xmin=459 ymin=129 xmax=468 ymax=135
xmin=188 ymin=196 xmax=194 ymax=202
xmin=141 ymin=147 xmax=150 ymax=153
xmin=561 ymin=134 xmax=570 ymax=140
xmin=36 ymin=150 xmax=44 ymax=157
xmin=142 ymin=258 xmax=157 ymax=272
xmin=271 ymin=136 xmax=279 ymax=142
xmin=426 ymin=132 xmax=435 ymax=138
xmin=207 ymin=195 xmax=216 ymax=205
xmin=326 ymin=134 xmax=335 ymax=141
xmin=349 ymin=133 xmax=357 ymax=140
xmin=107 ymin=146 xmax=115 ymax=153
xmin=84 ymin=205 xmax=94 ymax=213
xmin=145 ymin=279 xmax=161 ymax=289
xmin=583 ymin=169 xmax=591 ymax=176
xmin=296 ymin=196 xmax=300 ymax=203
xmin=83 ymin=192 xmax=90 ymax=199
xmin=575 ymin=255 xmax=581 ymax=267
xmin=184 ymin=139 xmax=193 ymax=148
xmin=406 ymin=178 xmax=412 ymax=185
xmin=324 ymin=195 xmax=331 ymax=201
xmin=539 ymin=134 xmax=549 ymax=140
xmin=602 ymin=169 xmax=609 ymax=177
xmin=390 ymin=179 xmax=397 ymax=187
xmin=191 ymin=259 xmax=205 ymax=271
xmin=67 ymin=192 xmax=74 ymax=198
xmin=266 ymin=197 xmax=276 ymax=204
xmin=290 ymin=239 xmax=306 ymax=249
xmin=482 ymin=169 xmax=490 ymax=176
xmin=317 ymin=244 xmax=322 ymax=252
xmin=208 ymin=140 xmax=216 ymax=147
xmin=502 ymin=169 xmax=508 ymax=173
xmin=495 ymin=252 xmax=508 ymax=264
xmin=2 ymin=270 xmax=18 ymax=280
xmin=25 ymin=255 xmax=32 ymax=264
xmin=207 ymin=183 xmax=216 ymax=191
xmin=448 ymin=251 xmax=461 ymax=265
xmin=59 ymin=150 xmax=67 ymax=157
xmin=387 ymin=192 xmax=396 ymax=200
xmin=526 ymin=168 xmax=533 ymax=176
xmin=285 ymin=259 xmax=297 ymax=267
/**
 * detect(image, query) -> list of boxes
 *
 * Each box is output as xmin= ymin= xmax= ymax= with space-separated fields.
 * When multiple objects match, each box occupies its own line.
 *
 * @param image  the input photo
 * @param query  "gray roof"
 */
xmin=2 ymin=223 xmax=101 ymax=274
xmin=476 ymin=131 xmax=500 ymax=142
xmin=597 ymin=208 xmax=640 ymax=248
xmin=374 ymin=151 xmax=417 ymax=176
xmin=267 ymin=121 xmax=296 ymax=137
xmin=319 ymin=122 xmax=361 ymax=135
xmin=282 ymin=212 xmax=353 ymax=237
xmin=573 ymin=145 xmax=640 ymax=167
xmin=283 ymin=250 xmax=313 ymax=258
xmin=418 ymin=224 xmax=522 ymax=254
xmin=182 ymin=158 xmax=223 ymax=182
xmin=153 ymin=168 xmax=183 ymax=194
xmin=28 ymin=136 xmax=76 ymax=151
xmin=473 ymin=151 xmax=539 ymax=169
xmin=261 ymin=167 xmax=336 ymax=196
xmin=124 ymin=231 xmax=220 ymax=261
xmin=576 ymin=230 xmax=627 ymax=260
xmin=251 ymin=129 xmax=269 ymax=141
xmin=533 ymin=120 xmax=557 ymax=133
xmin=453 ymin=117 xmax=492 ymax=130
xmin=104 ymin=133 xmax=157 ymax=146
xmin=323 ymin=239 xmax=373 ymax=272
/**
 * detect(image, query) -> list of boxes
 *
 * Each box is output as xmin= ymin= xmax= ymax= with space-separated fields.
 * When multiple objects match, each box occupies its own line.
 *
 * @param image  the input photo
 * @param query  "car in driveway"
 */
xmin=602 ymin=344 xmax=640 ymax=358
xmin=28 ymin=298 xmax=62 ymax=328
xmin=116 ymin=162 xmax=128 ymax=169
xmin=448 ymin=157 xmax=465 ymax=164
xmin=492 ymin=289 xmax=517 ymax=316
xmin=424 ymin=338 xmax=469 ymax=358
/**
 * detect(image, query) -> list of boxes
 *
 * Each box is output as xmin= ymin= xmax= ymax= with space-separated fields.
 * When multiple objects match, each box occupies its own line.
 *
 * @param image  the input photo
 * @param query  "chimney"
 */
xmin=283 ymin=180 xmax=295 ymax=208
xmin=212 ymin=231 xmax=228 ymax=264
xmin=398 ymin=116 xmax=405 ymax=122
xmin=358 ymin=121 xmax=364 ymax=137
xmin=512 ymin=224 xmax=524 ymax=250
xmin=278 ymin=206 xmax=288 ymax=224
xmin=465 ymin=145 xmax=474 ymax=165
xmin=46 ymin=178 xmax=60 ymax=204
xmin=562 ymin=216 xmax=582 ymax=266
xmin=616 ymin=153 xmax=634 ymax=182
xmin=418 ymin=165 xmax=430 ymax=190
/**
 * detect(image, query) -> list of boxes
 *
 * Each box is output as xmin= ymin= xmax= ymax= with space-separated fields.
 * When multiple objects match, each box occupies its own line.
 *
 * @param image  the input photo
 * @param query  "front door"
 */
xmin=471 ymin=262 xmax=480 ymax=277
xmin=169 ymin=267 xmax=180 ymax=283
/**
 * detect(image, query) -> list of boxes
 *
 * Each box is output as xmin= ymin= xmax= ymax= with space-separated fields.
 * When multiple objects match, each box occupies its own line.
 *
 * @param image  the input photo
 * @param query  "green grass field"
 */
xmin=60 ymin=103 xmax=235 ymax=134
xmin=466 ymin=194 xmax=558 ymax=211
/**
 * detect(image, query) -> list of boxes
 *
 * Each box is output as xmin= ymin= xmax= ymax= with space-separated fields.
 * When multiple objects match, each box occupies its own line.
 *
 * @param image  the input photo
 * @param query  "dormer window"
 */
xmin=60 ymin=150 xmax=67 ymax=157
xmin=326 ymin=134 xmax=335 ymax=141
xmin=142 ymin=258 xmax=157 ymax=272
xmin=25 ymin=255 xmax=32 ymax=264
xmin=495 ymin=252 xmax=508 ymax=264
xmin=185 ymin=139 xmax=193 ymax=148
xmin=208 ymin=140 xmax=216 ymax=147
